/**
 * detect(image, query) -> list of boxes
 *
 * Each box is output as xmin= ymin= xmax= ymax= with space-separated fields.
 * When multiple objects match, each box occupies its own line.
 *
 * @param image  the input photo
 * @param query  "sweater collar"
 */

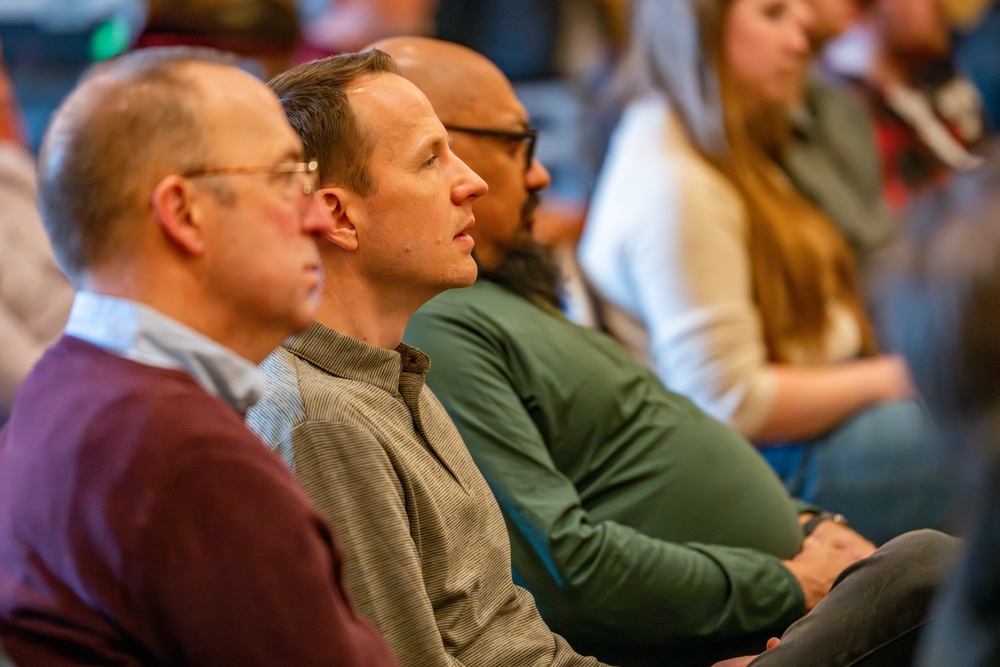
xmin=64 ymin=291 xmax=264 ymax=413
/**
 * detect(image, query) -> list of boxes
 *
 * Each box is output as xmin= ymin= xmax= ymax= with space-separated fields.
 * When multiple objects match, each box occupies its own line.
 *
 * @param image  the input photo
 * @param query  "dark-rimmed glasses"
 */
xmin=444 ymin=125 xmax=538 ymax=170
xmin=182 ymin=159 xmax=320 ymax=196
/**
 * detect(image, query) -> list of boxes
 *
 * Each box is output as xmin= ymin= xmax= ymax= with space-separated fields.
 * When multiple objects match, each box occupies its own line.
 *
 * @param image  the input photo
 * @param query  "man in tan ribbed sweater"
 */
xmin=246 ymin=49 xmax=606 ymax=667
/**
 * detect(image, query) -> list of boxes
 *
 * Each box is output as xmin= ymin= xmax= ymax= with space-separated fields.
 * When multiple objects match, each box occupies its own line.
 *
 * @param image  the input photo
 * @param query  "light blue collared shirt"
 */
xmin=65 ymin=292 xmax=264 ymax=414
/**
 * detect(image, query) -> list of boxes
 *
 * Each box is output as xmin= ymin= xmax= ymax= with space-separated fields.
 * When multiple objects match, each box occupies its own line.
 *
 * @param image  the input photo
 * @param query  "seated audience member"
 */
xmin=783 ymin=0 xmax=896 ymax=270
xmin=136 ymin=0 xmax=301 ymax=79
xmin=246 ymin=50 xmax=602 ymax=667
xmin=580 ymin=0 xmax=951 ymax=543
xmin=953 ymin=0 xmax=1000 ymax=130
xmin=0 ymin=47 xmax=398 ymax=666
xmin=825 ymin=0 xmax=986 ymax=210
xmin=381 ymin=36 xmax=957 ymax=667
xmin=883 ymin=147 xmax=1000 ymax=666
xmin=296 ymin=0 xmax=435 ymax=59
xmin=0 ymin=54 xmax=73 ymax=425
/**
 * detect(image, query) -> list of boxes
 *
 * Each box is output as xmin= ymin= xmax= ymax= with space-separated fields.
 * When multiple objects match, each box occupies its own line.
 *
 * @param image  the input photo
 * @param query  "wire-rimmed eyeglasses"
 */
xmin=182 ymin=159 xmax=320 ymax=196
xmin=444 ymin=125 xmax=539 ymax=170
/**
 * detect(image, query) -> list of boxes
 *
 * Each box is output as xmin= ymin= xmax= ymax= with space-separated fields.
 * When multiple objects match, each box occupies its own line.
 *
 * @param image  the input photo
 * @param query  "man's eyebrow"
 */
xmin=277 ymin=147 xmax=306 ymax=163
xmin=416 ymin=133 xmax=451 ymax=156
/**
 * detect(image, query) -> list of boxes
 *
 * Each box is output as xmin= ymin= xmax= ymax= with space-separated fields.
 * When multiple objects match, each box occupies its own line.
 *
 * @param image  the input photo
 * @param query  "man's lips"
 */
xmin=455 ymin=217 xmax=476 ymax=238
xmin=304 ymin=263 xmax=322 ymax=283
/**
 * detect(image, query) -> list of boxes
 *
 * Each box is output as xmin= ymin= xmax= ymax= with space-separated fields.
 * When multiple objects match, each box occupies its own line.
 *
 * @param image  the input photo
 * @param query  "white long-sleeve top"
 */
xmin=580 ymin=97 xmax=860 ymax=436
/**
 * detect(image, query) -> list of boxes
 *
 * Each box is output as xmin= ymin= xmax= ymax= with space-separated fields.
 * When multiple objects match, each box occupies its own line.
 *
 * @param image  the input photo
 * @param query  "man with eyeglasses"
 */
xmin=378 ymin=37 xmax=959 ymax=667
xmin=246 ymin=49 xmax=603 ymax=667
xmin=0 ymin=47 xmax=398 ymax=666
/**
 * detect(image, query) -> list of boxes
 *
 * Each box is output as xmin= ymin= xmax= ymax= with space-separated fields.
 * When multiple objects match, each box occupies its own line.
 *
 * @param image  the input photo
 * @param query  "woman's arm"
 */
xmin=750 ymin=355 xmax=914 ymax=442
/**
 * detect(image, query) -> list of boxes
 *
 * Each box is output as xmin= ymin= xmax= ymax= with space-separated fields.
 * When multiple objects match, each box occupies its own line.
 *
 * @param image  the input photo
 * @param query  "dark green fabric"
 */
xmin=785 ymin=76 xmax=896 ymax=268
xmin=405 ymin=280 xmax=807 ymax=665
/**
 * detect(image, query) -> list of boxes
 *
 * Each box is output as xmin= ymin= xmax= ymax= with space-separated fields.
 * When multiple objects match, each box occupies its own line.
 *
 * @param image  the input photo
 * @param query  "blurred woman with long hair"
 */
xmin=580 ymin=0 xmax=950 ymax=544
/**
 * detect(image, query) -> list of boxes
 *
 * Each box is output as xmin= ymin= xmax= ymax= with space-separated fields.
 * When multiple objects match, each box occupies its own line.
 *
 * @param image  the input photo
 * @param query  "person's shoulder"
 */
xmin=253 ymin=343 xmax=380 ymax=437
xmin=29 ymin=337 xmax=213 ymax=411
xmin=252 ymin=345 xmax=308 ymax=436
xmin=417 ymin=280 xmax=510 ymax=317
xmin=413 ymin=281 xmax=534 ymax=336
xmin=138 ymin=374 xmax=257 ymax=453
xmin=805 ymin=75 xmax=874 ymax=127
xmin=0 ymin=141 xmax=35 ymax=193
xmin=37 ymin=344 xmax=278 ymax=486
xmin=606 ymin=97 xmax=690 ymax=174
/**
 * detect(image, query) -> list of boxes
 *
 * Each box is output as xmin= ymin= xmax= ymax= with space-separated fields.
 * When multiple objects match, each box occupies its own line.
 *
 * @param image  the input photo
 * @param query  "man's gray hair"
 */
xmin=37 ymin=47 xmax=237 ymax=284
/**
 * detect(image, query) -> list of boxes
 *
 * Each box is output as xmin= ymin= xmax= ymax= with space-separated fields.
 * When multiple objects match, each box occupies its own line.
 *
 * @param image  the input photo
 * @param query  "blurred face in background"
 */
xmin=723 ymin=0 xmax=813 ymax=112
xmin=875 ymin=0 xmax=950 ymax=65
xmin=802 ymin=0 xmax=860 ymax=49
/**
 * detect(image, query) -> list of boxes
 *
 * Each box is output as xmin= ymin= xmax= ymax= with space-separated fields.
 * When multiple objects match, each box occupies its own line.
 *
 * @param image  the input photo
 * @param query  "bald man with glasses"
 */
xmin=0 ymin=47 xmax=397 ymax=666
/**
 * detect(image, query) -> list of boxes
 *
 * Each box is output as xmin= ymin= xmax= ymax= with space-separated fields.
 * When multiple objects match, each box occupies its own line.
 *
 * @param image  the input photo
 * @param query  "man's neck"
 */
xmin=313 ymin=276 xmax=422 ymax=351
xmin=83 ymin=265 xmax=279 ymax=364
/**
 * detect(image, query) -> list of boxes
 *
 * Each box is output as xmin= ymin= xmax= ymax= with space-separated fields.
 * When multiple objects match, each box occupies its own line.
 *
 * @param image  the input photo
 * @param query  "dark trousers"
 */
xmin=749 ymin=530 xmax=960 ymax=667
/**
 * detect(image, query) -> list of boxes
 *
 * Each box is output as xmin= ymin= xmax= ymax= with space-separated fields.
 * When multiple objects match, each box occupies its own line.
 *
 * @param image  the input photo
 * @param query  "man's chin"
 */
xmin=445 ymin=258 xmax=479 ymax=290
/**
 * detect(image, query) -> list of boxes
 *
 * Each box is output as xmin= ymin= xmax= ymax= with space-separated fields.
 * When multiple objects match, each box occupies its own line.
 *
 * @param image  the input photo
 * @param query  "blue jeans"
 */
xmin=760 ymin=400 xmax=955 ymax=545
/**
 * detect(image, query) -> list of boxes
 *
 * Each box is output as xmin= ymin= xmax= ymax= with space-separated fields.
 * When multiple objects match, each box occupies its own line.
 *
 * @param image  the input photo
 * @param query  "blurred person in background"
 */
xmin=581 ymin=0 xmax=951 ymax=544
xmin=0 ymin=41 xmax=72 ymax=426
xmin=951 ymin=0 xmax=1000 ymax=130
xmin=883 ymin=144 xmax=1000 ymax=666
xmin=136 ymin=0 xmax=301 ymax=79
xmin=783 ymin=0 xmax=897 ymax=272
xmin=824 ymin=0 xmax=987 ymax=210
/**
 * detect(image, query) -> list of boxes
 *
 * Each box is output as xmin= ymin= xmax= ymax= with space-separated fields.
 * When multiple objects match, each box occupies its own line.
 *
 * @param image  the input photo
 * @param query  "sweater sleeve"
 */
xmin=407 ymin=306 xmax=805 ymax=648
xmin=128 ymin=434 xmax=399 ymax=667
xmin=285 ymin=419 xmax=468 ymax=667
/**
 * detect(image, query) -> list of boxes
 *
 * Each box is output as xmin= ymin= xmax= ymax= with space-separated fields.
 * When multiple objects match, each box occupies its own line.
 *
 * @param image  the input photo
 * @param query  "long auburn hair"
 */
xmin=620 ymin=0 xmax=875 ymax=362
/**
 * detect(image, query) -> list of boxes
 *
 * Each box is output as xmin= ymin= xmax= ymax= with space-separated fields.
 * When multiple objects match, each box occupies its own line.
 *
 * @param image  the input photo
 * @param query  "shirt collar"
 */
xmin=64 ymin=291 xmax=265 ymax=413
xmin=284 ymin=321 xmax=430 ymax=396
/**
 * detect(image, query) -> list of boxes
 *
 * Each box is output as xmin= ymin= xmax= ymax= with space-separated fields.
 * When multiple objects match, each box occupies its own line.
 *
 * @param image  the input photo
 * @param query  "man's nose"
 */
xmin=300 ymin=194 xmax=332 ymax=236
xmin=526 ymin=157 xmax=552 ymax=192
xmin=455 ymin=158 xmax=488 ymax=204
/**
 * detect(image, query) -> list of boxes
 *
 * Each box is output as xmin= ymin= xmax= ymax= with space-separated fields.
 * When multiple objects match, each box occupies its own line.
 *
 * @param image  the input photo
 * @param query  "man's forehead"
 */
xmin=349 ymin=73 xmax=443 ymax=139
xmin=439 ymin=74 xmax=528 ymax=129
xmin=347 ymin=72 xmax=429 ymax=113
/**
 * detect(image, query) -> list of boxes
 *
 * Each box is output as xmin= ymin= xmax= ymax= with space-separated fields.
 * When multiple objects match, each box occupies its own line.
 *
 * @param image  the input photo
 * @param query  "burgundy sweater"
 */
xmin=0 ymin=336 xmax=398 ymax=666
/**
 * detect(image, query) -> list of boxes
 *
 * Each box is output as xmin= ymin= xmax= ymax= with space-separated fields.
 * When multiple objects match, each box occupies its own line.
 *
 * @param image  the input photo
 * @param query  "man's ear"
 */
xmin=317 ymin=186 xmax=360 ymax=252
xmin=150 ymin=175 xmax=207 ymax=256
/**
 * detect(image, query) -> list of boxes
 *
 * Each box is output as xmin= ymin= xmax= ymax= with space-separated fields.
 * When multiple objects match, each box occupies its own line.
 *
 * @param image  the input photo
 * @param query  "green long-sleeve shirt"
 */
xmin=405 ymin=280 xmax=808 ymax=666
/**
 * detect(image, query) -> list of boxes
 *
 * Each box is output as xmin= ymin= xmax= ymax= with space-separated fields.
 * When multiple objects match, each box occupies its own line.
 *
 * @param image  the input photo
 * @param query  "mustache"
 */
xmin=521 ymin=192 xmax=542 ymax=227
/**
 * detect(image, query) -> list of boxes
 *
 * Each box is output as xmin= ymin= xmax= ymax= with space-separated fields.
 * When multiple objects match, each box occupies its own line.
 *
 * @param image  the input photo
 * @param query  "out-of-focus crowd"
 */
xmin=1 ymin=1 xmax=1000 ymax=666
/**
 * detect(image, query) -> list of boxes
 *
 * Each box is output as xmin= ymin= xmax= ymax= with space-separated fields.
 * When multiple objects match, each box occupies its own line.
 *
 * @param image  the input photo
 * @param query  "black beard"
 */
xmin=478 ymin=236 xmax=563 ymax=310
